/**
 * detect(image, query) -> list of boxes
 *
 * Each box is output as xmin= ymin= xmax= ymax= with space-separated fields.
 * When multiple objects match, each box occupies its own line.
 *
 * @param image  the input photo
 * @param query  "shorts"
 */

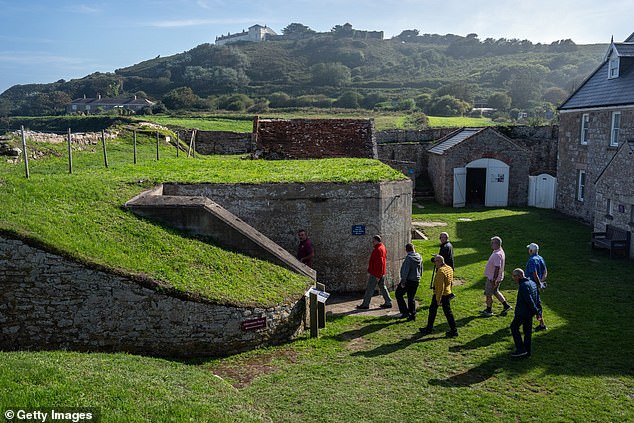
xmin=484 ymin=279 xmax=501 ymax=296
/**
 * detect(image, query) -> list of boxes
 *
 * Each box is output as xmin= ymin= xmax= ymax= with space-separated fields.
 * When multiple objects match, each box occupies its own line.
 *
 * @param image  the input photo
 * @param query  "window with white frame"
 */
xmin=608 ymin=57 xmax=620 ymax=79
xmin=606 ymin=198 xmax=613 ymax=217
xmin=580 ymin=113 xmax=589 ymax=145
xmin=577 ymin=170 xmax=586 ymax=201
xmin=610 ymin=112 xmax=621 ymax=147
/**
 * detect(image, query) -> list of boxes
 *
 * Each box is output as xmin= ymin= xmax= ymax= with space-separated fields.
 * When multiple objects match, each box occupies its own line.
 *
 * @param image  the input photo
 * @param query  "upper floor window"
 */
xmin=580 ymin=113 xmax=589 ymax=145
xmin=611 ymin=112 xmax=621 ymax=147
xmin=606 ymin=198 xmax=613 ymax=217
xmin=577 ymin=170 xmax=586 ymax=202
xmin=608 ymin=57 xmax=620 ymax=79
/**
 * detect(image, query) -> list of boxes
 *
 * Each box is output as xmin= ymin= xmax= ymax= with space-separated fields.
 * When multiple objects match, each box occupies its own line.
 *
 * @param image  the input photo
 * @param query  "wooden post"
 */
xmin=176 ymin=131 xmax=180 ymax=157
xmin=309 ymin=290 xmax=319 ymax=338
xmin=20 ymin=126 xmax=29 ymax=179
xmin=187 ymin=130 xmax=196 ymax=158
xmin=133 ymin=130 xmax=137 ymax=164
xmin=156 ymin=130 xmax=160 ymax=161
xmin=316 ymin=282 xmax=326 ymax=329
xmin=101 ymin=130 xmax=108 ymax=168
xmin=67 ymin=128 xmax=73 ymax=174
xmin=252 ymin=115 xmax=260 ymax=150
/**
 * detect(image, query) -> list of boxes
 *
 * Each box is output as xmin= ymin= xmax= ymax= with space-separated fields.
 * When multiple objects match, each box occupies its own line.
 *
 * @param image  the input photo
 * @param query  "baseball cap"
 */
xmin=526 ymin=242 xmax=539 ymax=251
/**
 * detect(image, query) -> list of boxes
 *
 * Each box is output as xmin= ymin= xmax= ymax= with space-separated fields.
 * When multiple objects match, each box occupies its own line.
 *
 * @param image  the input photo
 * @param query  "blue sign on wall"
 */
xmin=351 ymin=225 xmax=366 ymax=235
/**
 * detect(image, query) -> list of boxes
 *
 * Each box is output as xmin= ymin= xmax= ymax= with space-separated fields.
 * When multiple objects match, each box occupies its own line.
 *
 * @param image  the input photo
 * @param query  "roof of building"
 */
xmin=427 ymin=128 xmax=486 ymax=155
xmin=560 ymin=35 xmax=634 ymax=110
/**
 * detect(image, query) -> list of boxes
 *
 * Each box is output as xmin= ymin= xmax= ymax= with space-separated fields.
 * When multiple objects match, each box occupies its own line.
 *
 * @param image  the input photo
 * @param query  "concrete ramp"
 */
xmin=125 ymin=185 xmax=316 ymax=280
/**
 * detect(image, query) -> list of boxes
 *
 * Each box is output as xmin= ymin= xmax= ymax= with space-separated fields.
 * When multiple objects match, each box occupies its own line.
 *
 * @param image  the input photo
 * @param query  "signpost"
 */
xmin=351 ymin=225 xmax=366 ymax=235
xmin=305 ymin=285 xmax=330 ymax=337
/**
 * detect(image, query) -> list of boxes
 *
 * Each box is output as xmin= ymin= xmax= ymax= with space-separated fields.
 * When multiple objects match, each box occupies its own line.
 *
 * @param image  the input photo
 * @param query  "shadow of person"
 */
xmin=429 ymin=361 xmax=500 ymax=387
xmin=326 ymin=318 xmax=399 ymax=342
xmin=350 ymin=331 xmax=429 ymax=358
xmin=449 ymin=327 xmax=509 ymax=353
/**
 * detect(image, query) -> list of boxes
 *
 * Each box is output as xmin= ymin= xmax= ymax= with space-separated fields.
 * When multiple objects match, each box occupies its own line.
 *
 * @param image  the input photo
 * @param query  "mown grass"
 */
xmin=0 ymin=135 xmax=404 ymax=306
xmin=2 ymin=203 xmax=632 ymax=422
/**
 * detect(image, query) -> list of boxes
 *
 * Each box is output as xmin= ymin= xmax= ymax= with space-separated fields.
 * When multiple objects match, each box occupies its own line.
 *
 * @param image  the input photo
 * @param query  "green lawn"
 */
xmin=0 ymin=134 xmax=404 ymax=307
xmin=2 ymin=203 xmax=632 ymax=422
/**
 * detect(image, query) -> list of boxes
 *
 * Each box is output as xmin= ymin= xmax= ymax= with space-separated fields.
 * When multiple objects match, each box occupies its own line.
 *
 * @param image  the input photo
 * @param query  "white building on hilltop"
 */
xmin=215 ymin=24 xmax=277 ymax=46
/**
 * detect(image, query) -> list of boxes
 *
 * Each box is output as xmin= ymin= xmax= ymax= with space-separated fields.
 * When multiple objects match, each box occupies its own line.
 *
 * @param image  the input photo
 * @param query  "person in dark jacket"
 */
xmin=438 ymin=232 xmax=454 ymax=269
xmin=510 ymin=268 xmax=543 ymax=358
xmin=395 ymin=243 xmax=422 ymax=321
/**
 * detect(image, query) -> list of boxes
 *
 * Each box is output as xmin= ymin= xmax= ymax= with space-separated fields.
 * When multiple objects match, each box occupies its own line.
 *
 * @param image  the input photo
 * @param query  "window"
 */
xmin=577 ymin=170 xmax=586 ymax=201
xmin=606 ymin=198 xmax=613 ymax=217
xmin=631 ymin=205 xmax=634 ymax=224
xmin=611 ymin=112 xmax=620 ymax=147
xmin=580 ymin=113 xmax=589 ymax=145
xmin=608 ymin=57 xmax=620 ymax=79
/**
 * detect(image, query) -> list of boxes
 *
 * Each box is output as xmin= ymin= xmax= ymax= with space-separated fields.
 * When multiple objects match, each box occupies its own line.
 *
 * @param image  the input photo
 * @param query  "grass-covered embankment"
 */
xmin=0 ymin=133 xmax=406 ymax=306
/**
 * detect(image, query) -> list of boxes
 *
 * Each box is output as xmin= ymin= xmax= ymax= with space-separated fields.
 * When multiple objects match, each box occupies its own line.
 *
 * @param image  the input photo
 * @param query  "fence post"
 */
xmin=101 ymin=130 xmax=108 ymax=168
xmin=176 ymin=131 xmax=180 ymax=157
xmin=133 ymin=130 xmax=137 ymax=164
xmin=67 ymin=128 xmax=73 ymax=174
xmin=156 ymin=130 xmax=159 ymax=161
xmin=20 ymin=126 xmax=29 ymax=179
xmin=309 ymin=290 xmax=319 ymax=338
xmin=316 ymin=282 xmax=326 ymax=329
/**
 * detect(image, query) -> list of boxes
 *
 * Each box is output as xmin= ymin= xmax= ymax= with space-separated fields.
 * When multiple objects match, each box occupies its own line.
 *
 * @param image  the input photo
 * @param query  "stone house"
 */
xmin=215 ymin=24 xmax=277 ymax=46
xmin=427 ymin=127 xmax=530 ymax=207
xmin=557 ymin=33 xmax=634 ymax=238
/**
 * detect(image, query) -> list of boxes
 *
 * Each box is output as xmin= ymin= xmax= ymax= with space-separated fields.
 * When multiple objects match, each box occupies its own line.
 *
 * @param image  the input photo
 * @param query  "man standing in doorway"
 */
xmin=357 ymin=235 xmax=392 ymax=310
xmin=481 ymin=236 xmax=512 ymax=317
xmin=396 ymin=243 xmax=422 ymax=321
xmin=526 ymin=242 xmax=548 ymax=331
xmin=510 ymin=268 xmax=542 ymax=358
xmin=419 ymin=255 xmax=458 ymax=337
xmin=297 ymin=229 xmax=314 ymax=268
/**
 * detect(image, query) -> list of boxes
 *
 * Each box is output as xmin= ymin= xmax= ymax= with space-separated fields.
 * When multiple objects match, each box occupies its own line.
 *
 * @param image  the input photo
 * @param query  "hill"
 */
xmin=0 ymin=30 xmax=607 ymax=118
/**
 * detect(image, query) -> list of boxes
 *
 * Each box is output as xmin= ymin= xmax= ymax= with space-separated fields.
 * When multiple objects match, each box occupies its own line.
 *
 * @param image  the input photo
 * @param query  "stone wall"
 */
xmin=164 ymin=180 xmax=413 ymax=293
xmin=375 ymin=128 xmax=457 ymax=144
xmin=497 ymin=125 xmax=559 ymax=176
xmin=0 ymin=234 xmax=306 ymax=357
xmin=192 ymin=131 xmax=254 ymax=155
xmin=255 ymin=118 xmax=377 ymax=159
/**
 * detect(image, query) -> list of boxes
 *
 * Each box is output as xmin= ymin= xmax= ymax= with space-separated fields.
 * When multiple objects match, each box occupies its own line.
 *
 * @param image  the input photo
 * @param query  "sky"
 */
xmin=1 ymin=0 xmax=633 ymax=95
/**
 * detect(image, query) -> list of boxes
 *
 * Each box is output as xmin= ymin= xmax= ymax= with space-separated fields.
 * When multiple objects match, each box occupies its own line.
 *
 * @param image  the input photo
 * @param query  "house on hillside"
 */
xmin=557 ymin=32 xmax=634 ymax=250
xmin=67 ymin=95 xmax=154 ymax=114
xmin=215 ymin=24 xmax=277 ymax=46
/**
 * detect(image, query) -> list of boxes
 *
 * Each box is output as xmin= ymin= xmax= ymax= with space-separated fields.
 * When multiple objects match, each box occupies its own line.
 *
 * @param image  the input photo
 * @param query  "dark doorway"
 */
xmin=466 ymin=168 xmax=486 ymax=206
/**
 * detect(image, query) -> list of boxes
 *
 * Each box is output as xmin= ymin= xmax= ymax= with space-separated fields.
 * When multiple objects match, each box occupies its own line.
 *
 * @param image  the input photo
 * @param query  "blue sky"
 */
xmin=1 ymin=0 xmax=632 ymax=94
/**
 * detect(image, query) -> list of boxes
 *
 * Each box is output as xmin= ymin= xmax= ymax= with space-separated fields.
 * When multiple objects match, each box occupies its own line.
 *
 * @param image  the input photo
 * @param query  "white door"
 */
xmin=453 ymin=167 xmax=466 ymax=208
xmin=531 ymin=173 xmax=557 ymax=209
xmin=486 ymin=163 xmax=509 ymax=207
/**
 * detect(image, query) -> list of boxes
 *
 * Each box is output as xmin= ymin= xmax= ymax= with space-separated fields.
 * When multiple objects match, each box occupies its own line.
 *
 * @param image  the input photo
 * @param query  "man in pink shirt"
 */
xmin=481 ymin=236 xmax=512 ymax=317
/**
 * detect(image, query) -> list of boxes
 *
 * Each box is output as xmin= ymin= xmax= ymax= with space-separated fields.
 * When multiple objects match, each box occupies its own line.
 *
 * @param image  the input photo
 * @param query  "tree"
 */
xmin=428 ymin=95 xmax=471 ymax=117
xmin=310 ymin=63 xmax=351 ymax=87
xmin=542 ymin=87 xmax=568 ymax=105
xmin=334 ymin=91 xmax=363 ymax=108
xmin=395 ymin=29 xmax=420 ymax=40
xmin=488 ymin=92 xmax=512 ymax=111
xmin=282 ymin=23 xmax=315 ymax=35
xmin=162 ymin=87 xmax=200 ymax=110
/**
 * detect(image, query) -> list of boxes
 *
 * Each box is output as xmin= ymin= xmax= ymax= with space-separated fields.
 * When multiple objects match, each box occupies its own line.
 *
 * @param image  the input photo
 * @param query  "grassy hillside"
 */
xmin=0 ymin=133 xmax=405 ymax=307
xmin=2 ymin=204 xmax=632 ymax=421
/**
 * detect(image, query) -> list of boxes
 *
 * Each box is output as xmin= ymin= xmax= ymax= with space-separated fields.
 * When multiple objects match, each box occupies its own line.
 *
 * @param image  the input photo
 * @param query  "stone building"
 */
xmin=557 ymin=32 xmax=634 ymax=233
xmin=426 ymin=127 xmax=530 ymax=207
xmin=215 ymin=24 xmax=277 ymax=45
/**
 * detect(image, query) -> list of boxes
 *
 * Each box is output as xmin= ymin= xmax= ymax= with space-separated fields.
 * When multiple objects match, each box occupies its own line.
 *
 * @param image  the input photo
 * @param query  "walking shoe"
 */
xmin=407 ymin=315 xmax=416 ymax=322
xmin=379 ymin=303 xmax=393 ymax=309
xmin=480 ymin=309 xmax=494 ymax=317
xmin=418 ymin=327 xmax=432 ymax=335
xmin=398 ymin=313 xmax=409 ymax=319
xmin=511 ymin=350 xmax=528 ymax=358
xmin=445 ymin=330 xmax=458 ymax=338
xmin=534 ymin=324 xmax=548 ymax=332
xmin=501 ymin=305 xmax=512 ymax=315
xmin=356 ymin=304 xmax=369 ymax=310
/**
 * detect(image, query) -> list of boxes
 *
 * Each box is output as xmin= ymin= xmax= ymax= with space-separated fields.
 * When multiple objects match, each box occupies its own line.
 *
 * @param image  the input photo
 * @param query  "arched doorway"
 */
xmin=453 ymin=158 xmax=509 ymax=207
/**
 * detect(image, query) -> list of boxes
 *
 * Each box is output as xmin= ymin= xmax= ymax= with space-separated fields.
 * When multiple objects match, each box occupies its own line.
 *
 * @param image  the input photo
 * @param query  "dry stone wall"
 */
xmin=0 ymin=234 xmax=305 ymax=357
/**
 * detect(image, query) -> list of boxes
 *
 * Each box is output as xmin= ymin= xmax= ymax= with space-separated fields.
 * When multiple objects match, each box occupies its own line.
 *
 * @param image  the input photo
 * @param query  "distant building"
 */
xmin=215 ymin=24 xmax=277 ymax=46
xmin=67 ymin=95 xmax=154 ymax=114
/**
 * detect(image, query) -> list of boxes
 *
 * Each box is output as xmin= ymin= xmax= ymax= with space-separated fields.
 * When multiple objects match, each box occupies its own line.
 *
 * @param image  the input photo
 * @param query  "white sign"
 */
xmin=305 ymin=287 xmax=330 ymax=303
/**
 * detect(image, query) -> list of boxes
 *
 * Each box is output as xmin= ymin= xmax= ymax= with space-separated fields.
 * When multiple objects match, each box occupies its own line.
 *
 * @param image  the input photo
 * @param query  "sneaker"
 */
xmin=398 ymin=313 xmax=409 ymax=319
xmin=445 ymin=330 xmax=458 ymax=338
xmin=356 ymin=304 xmax=369 ymax=310
xmin=419 ymin=327 xmax=432 ymax=335
xmin=501 ymin=305 xmax=512 ymax=315
xmin=379 ymin=303 xmax=393 ymax=309
xmin=534 ymin=324 xmax=548 ymax=332
xmin=480 ymin=310 xmax=493 ymax=317
xmin=511 ymin=350 xmax=528 ymax=358
xmin=407 ymin=315 xmax=416 ymax=322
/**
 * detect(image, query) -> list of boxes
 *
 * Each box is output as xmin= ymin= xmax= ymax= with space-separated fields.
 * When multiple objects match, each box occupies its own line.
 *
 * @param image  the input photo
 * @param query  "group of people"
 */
xmin=352 ymin=232 xmax=548 ymax=358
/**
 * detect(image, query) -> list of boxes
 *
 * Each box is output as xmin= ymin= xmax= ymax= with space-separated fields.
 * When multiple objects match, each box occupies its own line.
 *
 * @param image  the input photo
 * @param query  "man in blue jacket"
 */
xmin=510 ymin=268 xmax=542 ymax=358
xmin=395 ymin=243 xmax=422 ymax=321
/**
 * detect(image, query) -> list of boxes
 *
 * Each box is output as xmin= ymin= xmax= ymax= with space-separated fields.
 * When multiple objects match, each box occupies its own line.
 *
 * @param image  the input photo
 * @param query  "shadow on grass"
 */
xmin=449 ymin=327 xmax=508 ymax=352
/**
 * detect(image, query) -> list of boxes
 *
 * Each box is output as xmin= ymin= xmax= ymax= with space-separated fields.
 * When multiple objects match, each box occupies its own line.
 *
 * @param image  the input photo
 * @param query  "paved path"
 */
xmin=326 ymin=293 xmax=413 ymax=318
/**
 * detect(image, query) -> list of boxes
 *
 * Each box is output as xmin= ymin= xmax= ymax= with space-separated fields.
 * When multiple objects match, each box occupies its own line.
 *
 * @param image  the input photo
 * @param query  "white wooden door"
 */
xmin=533 ymin=174 xmax=556 ymax=209
xmin=453 ymin=167 xmax=466 ymax=207
xmin=485 ymin=164 xmax=509 ymax=207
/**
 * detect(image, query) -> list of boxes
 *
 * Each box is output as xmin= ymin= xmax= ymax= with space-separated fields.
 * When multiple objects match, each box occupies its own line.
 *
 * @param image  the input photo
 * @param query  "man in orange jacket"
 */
xmin=357 ymin=235 xmax=392 ymax=310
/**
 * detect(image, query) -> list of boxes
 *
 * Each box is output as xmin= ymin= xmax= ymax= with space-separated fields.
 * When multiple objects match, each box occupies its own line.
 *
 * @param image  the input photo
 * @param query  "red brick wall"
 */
xmin=255 ymin=118 xmax=377 ymax=159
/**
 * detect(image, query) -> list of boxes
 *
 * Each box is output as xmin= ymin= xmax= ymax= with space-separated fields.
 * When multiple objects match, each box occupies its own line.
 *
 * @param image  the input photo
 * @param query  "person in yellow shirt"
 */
xmin=419 ymin=255 xmax=458 ymax=337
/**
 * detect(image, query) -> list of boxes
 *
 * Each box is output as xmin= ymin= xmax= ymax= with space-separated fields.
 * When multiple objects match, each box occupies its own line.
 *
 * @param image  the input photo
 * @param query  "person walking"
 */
xmin=437 ymin=232 xmax=454 ymax=269
xmin=481 ymin=236 xmax=512 ymax=317
xmin=419 ymin=255 xmax=458 ymax=337
xmin=296 ymin=229 xmax=315 ymax=268
xmin=395 ymin=243 xmax=422 ymax=321
xmin=357 ymin=235 xmax=392 ymax=310
xmin=510 ymin=268 xmax=543 ymax=358
xmin=525 ymin=242 xmax=548 ymax=331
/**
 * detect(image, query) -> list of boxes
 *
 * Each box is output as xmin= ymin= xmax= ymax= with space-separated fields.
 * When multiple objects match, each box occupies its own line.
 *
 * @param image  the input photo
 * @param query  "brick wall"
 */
xmin=0 ymin=234 xmax=305 ymax=357
xmin=255 ymin=118 xmax=377 ymax=159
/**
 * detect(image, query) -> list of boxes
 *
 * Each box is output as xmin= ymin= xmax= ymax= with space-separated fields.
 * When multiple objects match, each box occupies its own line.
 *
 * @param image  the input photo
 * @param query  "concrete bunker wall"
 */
xmin=0 ymin=234 xmax=305 ymax=357
xmin=164 ymin=180 xmax=413 ymax=293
